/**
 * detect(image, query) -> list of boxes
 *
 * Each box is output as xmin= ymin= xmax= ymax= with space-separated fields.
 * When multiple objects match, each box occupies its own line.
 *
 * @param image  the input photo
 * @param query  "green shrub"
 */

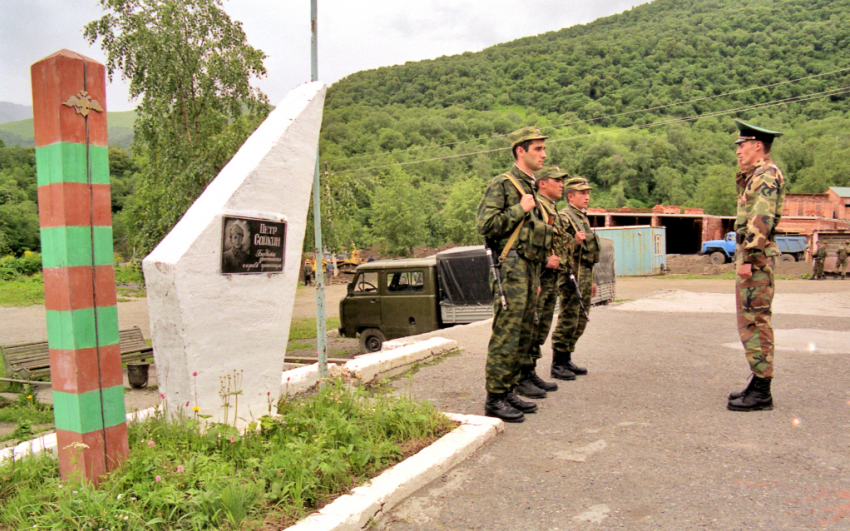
xmin=0 ymin=378 xmax=455 ymax=530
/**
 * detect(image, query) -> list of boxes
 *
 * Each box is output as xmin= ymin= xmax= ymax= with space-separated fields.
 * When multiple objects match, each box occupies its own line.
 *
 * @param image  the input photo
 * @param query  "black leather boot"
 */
xmin=506 ymin=391 xmax=538 ymax=413
xmin=564 ymin=351 xmax=588 ymax=375
xmin=551 ymin=350 xmax=577 ymax=381
xmin=485 ymin=392 xmax=525 ymax=422
xmin=527 ymin=364 xmax=558 ymax=392
xmin=728 ymin=375 xmax=756 ymax=401
xmin=515 ymin=371 xmax=547 ymax=399
xmin=727 ymin=377 xmax=773 ymax=411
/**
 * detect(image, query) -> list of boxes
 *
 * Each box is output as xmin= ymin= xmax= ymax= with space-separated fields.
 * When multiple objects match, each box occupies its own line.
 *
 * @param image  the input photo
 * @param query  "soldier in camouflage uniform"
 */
xmin=811 ymin=242 xmax=828 ymax=280
xmin=476 ymin=127 xmax=554 ymax=423
xmin=727 ymin=120 xmax=786 ymax=412
xmin=551 ymin=176 xmax=599 ymax=378
xmin=837 ymin=241 xmax=849 ymax=279
xmin=525 ymin=166 xmax=575 ymax=394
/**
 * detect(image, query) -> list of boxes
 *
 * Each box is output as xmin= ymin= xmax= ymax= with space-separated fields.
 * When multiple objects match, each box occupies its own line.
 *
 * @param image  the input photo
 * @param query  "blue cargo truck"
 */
xmin=701 ymin=232 xmax=808 ymax=264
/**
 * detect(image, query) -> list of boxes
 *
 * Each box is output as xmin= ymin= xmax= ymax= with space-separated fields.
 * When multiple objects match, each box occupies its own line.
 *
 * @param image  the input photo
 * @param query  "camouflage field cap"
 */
xmin=564 ymin=176 xmax=592 ymax=192
xmin=734 ymin=119 xmax=784 ymax=145
xmin=509 ymin=126 xmax=548 ymax=148
xmin=536 ymin=166 xmax=569 ymax=181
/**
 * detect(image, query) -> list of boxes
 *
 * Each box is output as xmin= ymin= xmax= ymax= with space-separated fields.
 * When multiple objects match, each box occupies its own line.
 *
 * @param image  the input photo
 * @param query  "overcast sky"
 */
xmin=2 ymin=0 xmax=651 ymax=112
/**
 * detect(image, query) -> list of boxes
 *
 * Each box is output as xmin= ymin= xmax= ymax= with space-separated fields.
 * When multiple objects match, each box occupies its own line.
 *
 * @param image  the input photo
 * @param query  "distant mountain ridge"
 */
xmin=0 ymin=109 xmax=137 ymax=149
xmin=0 ymin=102 xmax=32 ymax=124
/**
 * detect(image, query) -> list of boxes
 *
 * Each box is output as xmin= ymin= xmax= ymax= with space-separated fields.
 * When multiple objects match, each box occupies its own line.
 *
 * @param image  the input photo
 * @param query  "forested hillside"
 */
xmin=3 ymin=0 xmax=850 ymax=260
xmin=316 ymin=0 xmax=850 ymax=255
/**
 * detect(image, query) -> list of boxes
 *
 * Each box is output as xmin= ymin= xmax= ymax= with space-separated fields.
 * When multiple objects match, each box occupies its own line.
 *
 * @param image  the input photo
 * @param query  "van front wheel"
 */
xmin=359 ymin=328 xmax=386 ymax=353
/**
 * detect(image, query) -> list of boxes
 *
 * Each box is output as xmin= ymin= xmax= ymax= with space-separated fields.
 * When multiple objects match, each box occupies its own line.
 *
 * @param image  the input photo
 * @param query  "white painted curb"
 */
xmin=282 ymin=413 xmax=503 ymax=531
xmin=0 ymin=406 xmax=159 ymax=462
xmin=343 ymin=337 xmax=459 ymax=384
xmin=3 ymin=337 xmax=461 ymax=464
xmin=280 ymin=362 xmax=342 ymax=397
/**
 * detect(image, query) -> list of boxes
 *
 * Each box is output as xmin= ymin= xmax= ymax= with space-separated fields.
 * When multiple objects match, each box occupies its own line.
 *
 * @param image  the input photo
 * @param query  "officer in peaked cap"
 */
xmin=728 ymin=119 xmax=786 ymax=412
xmin=734 ymin=119 xmax=784 ymax=146
xmin=476 ymin=126 xmax=553 ymax=423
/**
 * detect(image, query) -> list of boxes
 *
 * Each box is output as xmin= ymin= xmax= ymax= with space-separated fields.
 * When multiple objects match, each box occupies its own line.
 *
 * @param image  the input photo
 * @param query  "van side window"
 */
xmin=386 ymin=270 xmax=424 ymax=293
xmin=353 ymin=272 xmax=378 ymax=293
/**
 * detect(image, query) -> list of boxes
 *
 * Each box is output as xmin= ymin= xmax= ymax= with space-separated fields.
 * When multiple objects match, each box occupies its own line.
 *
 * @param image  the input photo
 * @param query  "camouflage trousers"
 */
xmin=528 ymin=267 xmax=559 ymax=365
xmin=736 ymin=259 xmax=775 ymax=378
xmin=552 ymin=262 xmax=593 ymax=353
xmin=813 ymin=259 xmax=825 ymax=278
xmin=838 ymin=259 xmax=848 ymax=278
xmin=485 ymin=255 xmax=539 ymax=394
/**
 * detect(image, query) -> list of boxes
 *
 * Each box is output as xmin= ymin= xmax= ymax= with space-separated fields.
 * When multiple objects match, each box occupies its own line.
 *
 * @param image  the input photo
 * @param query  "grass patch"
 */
xmin=287 ymin=342 xmax=314 ymax=351
xmin=289 ymin=317 xmax=341 ymax=342
xmin=0 ymin=386 xmax=54 ymax=442
xmin=0 ymin=378 xmax=455 ymax=530
xmin=0 ymin=265 xmax=144 ymax=308
xmin=0 ymin=274 xmax=44 ymax=307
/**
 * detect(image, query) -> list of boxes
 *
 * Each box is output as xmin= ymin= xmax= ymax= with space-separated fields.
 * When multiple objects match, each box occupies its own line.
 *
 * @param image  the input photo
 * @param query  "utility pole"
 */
xmin=310 ymin=0 xmax=328 ymax=377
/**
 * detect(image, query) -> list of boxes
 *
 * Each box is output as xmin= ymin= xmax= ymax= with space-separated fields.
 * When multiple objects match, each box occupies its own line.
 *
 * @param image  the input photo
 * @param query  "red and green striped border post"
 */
xmin=31 ymin=49 xmax=128 ymax=483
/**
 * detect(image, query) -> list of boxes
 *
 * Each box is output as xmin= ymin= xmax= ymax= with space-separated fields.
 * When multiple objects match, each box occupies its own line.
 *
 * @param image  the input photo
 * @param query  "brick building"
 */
xmin=584 ymin=187 xmax=850 ymax=257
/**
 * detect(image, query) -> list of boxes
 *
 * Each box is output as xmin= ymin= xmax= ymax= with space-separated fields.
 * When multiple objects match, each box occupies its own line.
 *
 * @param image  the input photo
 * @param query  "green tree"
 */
xmin=440 ymin=177 xmax=485 ymax=246
xmin=694 ymin=166 xmax=737 ymax=216
xmin=85 ymin=0 xmax=269 ymax=258
xmin=369 ymin=168 xmax=428 ymax=257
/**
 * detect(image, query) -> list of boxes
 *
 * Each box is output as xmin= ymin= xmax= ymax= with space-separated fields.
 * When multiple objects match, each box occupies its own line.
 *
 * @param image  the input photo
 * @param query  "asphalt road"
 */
xmin=380 ymin=279 xmax=850 ymax=531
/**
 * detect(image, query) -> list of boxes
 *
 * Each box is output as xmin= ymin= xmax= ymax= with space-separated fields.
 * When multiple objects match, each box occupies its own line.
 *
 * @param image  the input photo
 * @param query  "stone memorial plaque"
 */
xmin=221 ymin=216 xmax=286 ymax=274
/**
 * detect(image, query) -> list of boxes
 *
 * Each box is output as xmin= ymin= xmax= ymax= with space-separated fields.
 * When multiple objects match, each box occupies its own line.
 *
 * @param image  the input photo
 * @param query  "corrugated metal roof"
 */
xmin=830 ymin=187 xmax=850 ymax=198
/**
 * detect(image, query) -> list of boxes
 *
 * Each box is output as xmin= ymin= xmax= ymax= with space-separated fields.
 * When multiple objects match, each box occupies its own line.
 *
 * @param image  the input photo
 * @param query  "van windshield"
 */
xmin=352 ymin=271 xmax=378 ymax=293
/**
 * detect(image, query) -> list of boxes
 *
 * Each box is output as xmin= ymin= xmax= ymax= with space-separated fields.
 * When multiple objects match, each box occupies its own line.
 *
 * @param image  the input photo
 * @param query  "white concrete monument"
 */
xmin=143 ymin=82 xmax=326 ymax=426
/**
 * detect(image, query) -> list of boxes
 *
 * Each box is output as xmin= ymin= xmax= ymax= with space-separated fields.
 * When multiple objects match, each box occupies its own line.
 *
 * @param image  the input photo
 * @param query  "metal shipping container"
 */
xmin=594 ymin=226 xmax=666 ymax=276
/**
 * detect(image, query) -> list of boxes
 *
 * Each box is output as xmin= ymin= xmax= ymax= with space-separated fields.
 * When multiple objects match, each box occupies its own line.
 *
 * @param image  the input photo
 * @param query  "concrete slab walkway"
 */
xmin=379 ymin=279 xmax=850 ymax=530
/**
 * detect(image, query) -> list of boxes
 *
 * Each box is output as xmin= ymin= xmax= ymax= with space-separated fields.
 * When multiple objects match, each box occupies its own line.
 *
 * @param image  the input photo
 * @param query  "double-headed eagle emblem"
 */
xmin=63 ymin=90 xmax=103 ymax=117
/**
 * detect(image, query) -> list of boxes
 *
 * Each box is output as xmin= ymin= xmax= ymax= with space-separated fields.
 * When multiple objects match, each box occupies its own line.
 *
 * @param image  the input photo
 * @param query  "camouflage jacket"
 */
xmin=815 ymin=246 xmax=828 ymax=261
xmin=838 ymin=246 xmax=849 ymax=261
xmin=559 ymin=203 xmax=600 ymax=265
xmin=734 ymin=156 xmax=786 ymax=265
xmin=476 ymin=165 xmax=548 ymax=262
xmin=539 ymin=196 xmax=575 ymax=272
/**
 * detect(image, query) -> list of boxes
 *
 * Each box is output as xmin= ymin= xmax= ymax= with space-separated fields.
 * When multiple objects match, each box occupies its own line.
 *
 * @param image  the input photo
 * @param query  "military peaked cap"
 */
xmin=509 ymin=126 xmax=548 ymax=148
xmin=537 ymin=166 xmax=569 ymax=181
xmin=564 ymin=176 xmax=592 ymax=192
xmin=734 ymin=119 xmax=784 ymax=145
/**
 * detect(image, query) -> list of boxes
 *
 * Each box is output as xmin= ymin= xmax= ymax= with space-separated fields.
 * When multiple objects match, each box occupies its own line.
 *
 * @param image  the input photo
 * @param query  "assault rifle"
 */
xmin=485 ymin=248 xmax=508 ymax=311
xmin=566 ymin=270 xmax=590 ymax=321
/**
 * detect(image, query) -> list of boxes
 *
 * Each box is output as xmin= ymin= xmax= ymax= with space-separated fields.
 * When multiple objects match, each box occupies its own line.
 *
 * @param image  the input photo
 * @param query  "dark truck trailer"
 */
xmin=339 ymin=243 xmax=615 ymax=353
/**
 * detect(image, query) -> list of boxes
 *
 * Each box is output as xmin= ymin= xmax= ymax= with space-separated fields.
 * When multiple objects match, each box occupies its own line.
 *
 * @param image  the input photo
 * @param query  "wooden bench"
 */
xmin=1 ymin=326 xmax=153 ymax=382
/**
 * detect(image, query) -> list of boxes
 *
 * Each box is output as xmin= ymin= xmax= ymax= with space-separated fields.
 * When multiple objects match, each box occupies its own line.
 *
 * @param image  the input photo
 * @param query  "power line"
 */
xmin=322 ymin=66 xmax=850 ymax=167
xmin=327 ymin=85 xmax=850 ymax=175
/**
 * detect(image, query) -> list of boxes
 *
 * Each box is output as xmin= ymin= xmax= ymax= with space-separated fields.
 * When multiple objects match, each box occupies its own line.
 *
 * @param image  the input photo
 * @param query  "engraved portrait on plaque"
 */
xmin=221 ymin=216 xmax=286 ymax=274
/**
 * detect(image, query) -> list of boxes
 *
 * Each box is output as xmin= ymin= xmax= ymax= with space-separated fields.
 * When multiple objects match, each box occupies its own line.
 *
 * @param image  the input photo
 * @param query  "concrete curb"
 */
xmin=3 ymin=337 xmax=460 ymax=464
xmin=0 ymin=406 xmax=159 ymax=462
xmin=281 ymin=362 xmax=343 ymax=397
xmin=282 ymin=413 xmax=503 ymax=531
xmin=278 ymin=337 xmax=458 ymax=395
xmin=343 ymin=337 xmax=459 ymax=384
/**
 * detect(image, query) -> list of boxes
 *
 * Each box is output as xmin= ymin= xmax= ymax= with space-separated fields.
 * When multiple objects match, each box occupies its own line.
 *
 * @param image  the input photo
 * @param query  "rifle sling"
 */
xmin=499 ymin=173 xmax=548 ymax=263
